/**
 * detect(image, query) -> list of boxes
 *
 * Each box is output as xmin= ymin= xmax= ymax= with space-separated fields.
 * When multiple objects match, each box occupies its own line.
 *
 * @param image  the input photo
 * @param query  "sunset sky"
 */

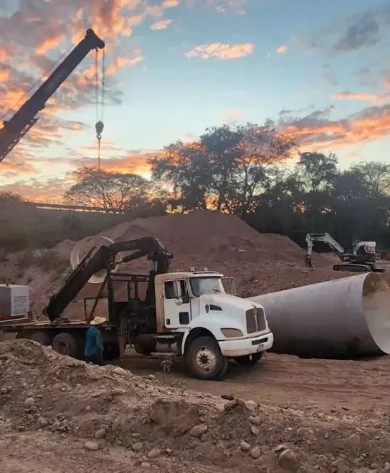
xmin=1 ymin=0 xmax=390 ymax=201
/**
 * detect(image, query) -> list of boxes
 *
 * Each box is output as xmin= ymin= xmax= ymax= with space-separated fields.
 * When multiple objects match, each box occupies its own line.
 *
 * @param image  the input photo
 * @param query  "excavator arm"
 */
xmin=43 ymin=237 xmax=173 ymax=322
xmin=305 ymin=233 xmax=345 ymax=268
xmin=0 ymin=29 xmax=105 ymax=163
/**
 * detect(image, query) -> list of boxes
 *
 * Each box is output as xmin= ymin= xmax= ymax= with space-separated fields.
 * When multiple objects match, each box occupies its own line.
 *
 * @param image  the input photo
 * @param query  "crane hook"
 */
xmin=95 ymin=120 xmax=104 ymax=140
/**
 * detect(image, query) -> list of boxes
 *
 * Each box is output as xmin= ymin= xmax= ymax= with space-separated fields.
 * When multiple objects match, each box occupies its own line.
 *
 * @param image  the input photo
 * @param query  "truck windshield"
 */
xmin=190 ymin=277 xmax=225 ymax=296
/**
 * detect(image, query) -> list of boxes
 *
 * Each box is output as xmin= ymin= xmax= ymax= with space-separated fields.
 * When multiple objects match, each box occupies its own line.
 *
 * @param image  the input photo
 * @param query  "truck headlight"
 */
xmin=221 ymin=328 xmax=243 ymax=338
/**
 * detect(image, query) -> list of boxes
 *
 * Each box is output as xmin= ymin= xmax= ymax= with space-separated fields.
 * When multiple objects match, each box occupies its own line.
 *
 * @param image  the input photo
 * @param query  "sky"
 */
xmin=1 ymin=0 xmax=390 ymax=202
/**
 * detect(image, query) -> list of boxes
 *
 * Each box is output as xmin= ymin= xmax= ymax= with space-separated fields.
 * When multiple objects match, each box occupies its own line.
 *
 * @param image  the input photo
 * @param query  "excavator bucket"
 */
xmin=304 ymin=254 xmax=313 ymax=268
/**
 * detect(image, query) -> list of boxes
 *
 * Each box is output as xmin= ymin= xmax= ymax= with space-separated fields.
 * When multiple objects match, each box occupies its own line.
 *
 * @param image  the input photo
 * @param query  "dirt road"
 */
xmin=117 ymin=351 xmax=390 ymax=413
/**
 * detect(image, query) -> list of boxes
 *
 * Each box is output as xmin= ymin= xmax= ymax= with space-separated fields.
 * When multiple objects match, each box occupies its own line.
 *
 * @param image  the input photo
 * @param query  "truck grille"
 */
xmin=246 ymin=308 xmax=266 ymax=333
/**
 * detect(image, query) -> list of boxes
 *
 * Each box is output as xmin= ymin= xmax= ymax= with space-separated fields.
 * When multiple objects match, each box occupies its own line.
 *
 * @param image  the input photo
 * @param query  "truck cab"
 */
xmin=152 ymin=270 xmax=274 ymax=379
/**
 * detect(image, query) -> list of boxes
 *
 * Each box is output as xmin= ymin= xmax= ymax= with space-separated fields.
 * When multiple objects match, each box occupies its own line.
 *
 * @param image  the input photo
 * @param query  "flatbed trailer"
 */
xmin=0 ymin=315 xmax=124 ymax=360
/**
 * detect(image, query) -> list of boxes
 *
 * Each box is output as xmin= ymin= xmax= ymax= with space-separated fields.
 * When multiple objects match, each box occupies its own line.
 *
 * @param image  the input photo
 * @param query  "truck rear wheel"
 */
xmin=234 ymin=352 xmax=263 ymax=365
xmin=30 ymin=331 xmax=52 ymax=346
xmin=186 ymin=336 xmax=228 ymax=381
xmin=52 ymin=333 xmax=80 ymax=359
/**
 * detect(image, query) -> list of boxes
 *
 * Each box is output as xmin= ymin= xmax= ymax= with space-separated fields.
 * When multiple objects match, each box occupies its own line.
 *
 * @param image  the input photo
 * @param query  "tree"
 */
xmin=350 ymin=161 xmax=390 ymax=196
xmin=247 ymin=166 xmax=305 ymax=234
xmin=0 ymin=192 xmax=24 ymax=205
xmin=64 ymin=167 xmax=153 ymax=210
xmin=233 ymin=124 xmax=297 ymax=216
xmin=150 ymin=141 xmax=212 ymax=211
xmin=298 ymin=152 xmax=338 ymax=192
xmin=150 ymin=123 xmax=296 ymax=216
xmin=330 ymin=167 xmax=390 ymax=246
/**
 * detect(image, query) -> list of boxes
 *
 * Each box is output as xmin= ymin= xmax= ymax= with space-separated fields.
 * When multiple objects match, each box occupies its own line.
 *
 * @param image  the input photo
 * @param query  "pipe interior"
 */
xmin=363 ymin=273 xmax=390 ymax=355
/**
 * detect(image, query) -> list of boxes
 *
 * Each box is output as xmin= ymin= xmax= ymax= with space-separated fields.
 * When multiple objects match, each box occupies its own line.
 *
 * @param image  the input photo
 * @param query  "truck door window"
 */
xmin=164 ymin=281 xmax=175 ymax=299
xmin=165 ymin=280 xmax=189 ymax=301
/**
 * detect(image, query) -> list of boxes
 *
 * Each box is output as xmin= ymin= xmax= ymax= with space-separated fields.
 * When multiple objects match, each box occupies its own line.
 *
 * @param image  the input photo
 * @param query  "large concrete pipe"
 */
xmin=248 ymin=273 xmax=390 ymax=358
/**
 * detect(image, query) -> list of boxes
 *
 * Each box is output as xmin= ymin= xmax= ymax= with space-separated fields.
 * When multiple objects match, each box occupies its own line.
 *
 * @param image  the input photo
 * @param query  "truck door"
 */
xmin=163 ymin=279 xmax=191 ymax=329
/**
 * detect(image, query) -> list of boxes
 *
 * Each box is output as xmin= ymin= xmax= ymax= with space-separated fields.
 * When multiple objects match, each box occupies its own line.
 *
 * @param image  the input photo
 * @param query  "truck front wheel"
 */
xmin=52 ymin=333 xmax=80 ymax=359
xmin=186 ymin=336 xmax=228 ymax=381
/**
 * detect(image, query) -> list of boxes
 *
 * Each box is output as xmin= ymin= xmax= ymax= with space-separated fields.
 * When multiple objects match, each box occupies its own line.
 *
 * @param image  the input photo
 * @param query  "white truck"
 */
xmin=1 ymin=237 xmax=273 ymax=380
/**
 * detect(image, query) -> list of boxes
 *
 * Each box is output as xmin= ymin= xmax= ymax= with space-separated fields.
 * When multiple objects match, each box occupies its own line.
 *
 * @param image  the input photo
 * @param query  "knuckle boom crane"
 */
xmin=0 ymin=29 xmax=105 ymax=164
xmin=1 ymin=236 xmax=274 ymax=380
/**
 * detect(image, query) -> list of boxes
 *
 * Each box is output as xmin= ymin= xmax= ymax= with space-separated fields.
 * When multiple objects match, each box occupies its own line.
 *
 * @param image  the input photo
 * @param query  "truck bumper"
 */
xmin=218 ymin=331 xmax=274 ymax=358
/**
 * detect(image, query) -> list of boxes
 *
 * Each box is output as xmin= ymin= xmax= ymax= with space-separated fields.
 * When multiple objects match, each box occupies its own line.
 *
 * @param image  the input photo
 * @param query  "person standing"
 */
xmin=85 ymin=316 xmax=105 ymax=365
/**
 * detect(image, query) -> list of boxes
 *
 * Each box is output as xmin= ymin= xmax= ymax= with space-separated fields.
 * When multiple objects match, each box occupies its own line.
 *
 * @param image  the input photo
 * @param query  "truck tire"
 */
xmin=30 ymin=331 xmax=52 ymax=346
xmin=234 ymin=352 xmax=263 ymax=365
xmin=185 ymin=336 xmax=228 ymax=381
xmin=52 ymin=333 xmax=80 ymax=359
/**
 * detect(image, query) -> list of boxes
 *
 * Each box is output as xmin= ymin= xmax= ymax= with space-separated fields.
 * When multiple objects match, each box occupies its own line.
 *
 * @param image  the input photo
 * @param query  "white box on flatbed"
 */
xmin=0 ymin=285 xmax=29 ymax=318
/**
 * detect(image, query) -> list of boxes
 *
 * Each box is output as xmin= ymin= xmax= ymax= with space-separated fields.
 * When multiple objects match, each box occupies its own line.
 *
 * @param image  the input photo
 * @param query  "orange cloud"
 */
xmin=277 ymin=45 xmax=288 ymax=54
xmin=332 ymin=91 xmax=390 ymax=104
xmin=384 ymin=78 xmax=390 ymax=89
xmin=0 ymin=146 xmax=38 ymax=177
xmin=0 ymin=178 xmax=70 ymax=203
xmin=162 ymin=0 xmax=180 ymax=7
xmin=0 ymin=48 xmax=9 ymax=61
xmin=145 ymin=5 xmax=165 ymax=18
xmin=102 ymin=151 xmax=163 ymax=175
xmin=35 ymin=33 xmax=65 ymax=56
xmin=106 ymin=55 xmax=143 ymax=75
xmin=0 ymin=68 xmax=10 ymax=81
xmin=151 ymin=19 xmax=173 ymax=30
xmin=279 ymin=104 xmax=390 ymax=151
xmin=186 ymin=42 xmax=255 ymax=59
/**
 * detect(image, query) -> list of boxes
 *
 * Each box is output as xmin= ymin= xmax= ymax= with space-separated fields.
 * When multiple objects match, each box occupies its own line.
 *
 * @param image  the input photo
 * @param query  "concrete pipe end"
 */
xmin=363 ymin=272 xmax=390 ymax=355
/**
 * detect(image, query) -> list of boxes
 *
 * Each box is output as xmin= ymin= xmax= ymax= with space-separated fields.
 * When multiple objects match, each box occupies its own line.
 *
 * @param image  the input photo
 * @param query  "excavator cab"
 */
xmin=353 ymin=241 xmax=376 ymax=257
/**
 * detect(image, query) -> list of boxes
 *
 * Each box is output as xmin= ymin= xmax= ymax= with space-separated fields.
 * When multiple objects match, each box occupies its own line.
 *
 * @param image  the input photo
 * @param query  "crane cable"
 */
xmin=95 ymin=48 xmax=105 ymax=170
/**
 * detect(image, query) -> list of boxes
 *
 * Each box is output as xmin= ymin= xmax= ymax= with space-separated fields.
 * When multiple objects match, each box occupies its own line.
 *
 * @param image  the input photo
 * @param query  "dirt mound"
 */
xmin=102 ymin=211 xmax=313 ymax=264
xmin=93 ymin=210 xmax=345 ymax=298
xmin=1 ymin=210 xmax=347 ymax=317
xmin=1 ymin=339 xmax=390 ymax=473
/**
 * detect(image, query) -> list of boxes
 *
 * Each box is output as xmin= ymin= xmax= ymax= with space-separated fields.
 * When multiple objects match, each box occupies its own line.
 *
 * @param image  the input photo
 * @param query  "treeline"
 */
xmin=3 ymin=123 xmax=390 ymax=250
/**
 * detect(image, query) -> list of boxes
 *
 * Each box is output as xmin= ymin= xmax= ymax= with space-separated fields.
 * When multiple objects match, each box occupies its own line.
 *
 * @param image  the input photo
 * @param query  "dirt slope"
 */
xmin=1 ymin=340 xmax=390 ymax=473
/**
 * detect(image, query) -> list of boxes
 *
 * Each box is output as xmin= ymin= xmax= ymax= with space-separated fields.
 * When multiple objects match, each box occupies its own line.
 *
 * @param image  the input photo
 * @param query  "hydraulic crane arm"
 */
xmin=43 ymin=236 xmax=173 ymax=322
xmin=0 ymin=29 xmax=105 ymax=164
xmin=306 ymin=233 xmax=345 ymax=258
xmin=305 ymin=232 xmax=345 ymax=268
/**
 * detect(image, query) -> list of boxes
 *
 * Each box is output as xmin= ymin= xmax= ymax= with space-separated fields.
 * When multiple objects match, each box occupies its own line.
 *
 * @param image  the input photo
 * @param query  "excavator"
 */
xmin=304 ymin=232 xmax=384 ymax=273
xmin=0 ymin=237 xmax=274 ymax=380
xmin=0 ymin=28 xmax=105 ymax=164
